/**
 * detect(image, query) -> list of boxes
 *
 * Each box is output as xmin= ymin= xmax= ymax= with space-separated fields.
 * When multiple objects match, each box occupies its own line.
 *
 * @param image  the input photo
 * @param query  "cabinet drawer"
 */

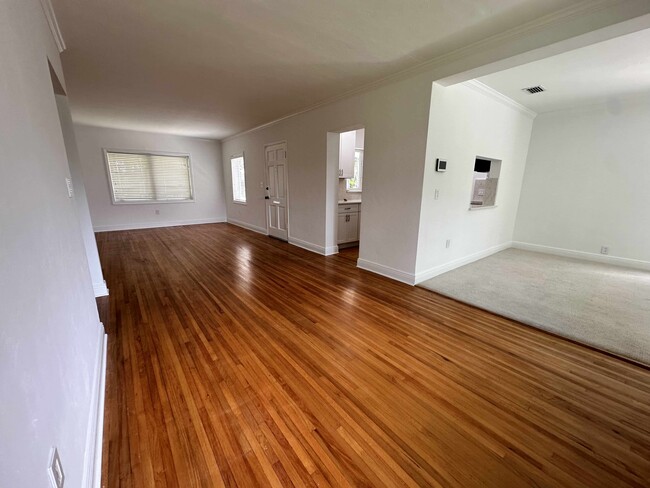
xmin=338 ymin=203 xmax=360 ymax=214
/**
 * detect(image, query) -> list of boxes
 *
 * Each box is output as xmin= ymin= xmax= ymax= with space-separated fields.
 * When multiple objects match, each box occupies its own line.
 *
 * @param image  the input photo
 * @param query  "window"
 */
xmin=105 ymin=150 xmax=193 ymax=204
xmin=470 ymin=157 xmax=501 ymax=208
xmin=346 ymin=149 xmax=363 ymax=192
xmin=231 ymin=154 xmax=247 ymax=203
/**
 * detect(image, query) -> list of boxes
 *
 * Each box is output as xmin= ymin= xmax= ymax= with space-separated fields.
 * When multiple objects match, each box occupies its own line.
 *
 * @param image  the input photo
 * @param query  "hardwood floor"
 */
xmin=97 ymin=223 xmax=650 ymax=488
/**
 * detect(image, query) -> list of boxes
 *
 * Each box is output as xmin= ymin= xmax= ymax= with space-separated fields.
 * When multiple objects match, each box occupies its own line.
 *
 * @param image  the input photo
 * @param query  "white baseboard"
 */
xmin=82 ymin=326 xmax=108 ymax=488
xmin=325 ymin=245 xmax=339 ymax=256
xmin=357 ymin=258 xmax=415 ymax=285
xmin=93 ymin=217 xmax=226 ymax=232
xmin=414 ymin=241 xmax=512 ymax=284
xmin=227 ymin=218 xmax=268 ymax=235
xmin=288 ymin=236 xmax=328 ymax=255
xmin=93 ymin=280 xmax=109 ymax=297
xmin=511 ymin=241 xmax=650 ymax=272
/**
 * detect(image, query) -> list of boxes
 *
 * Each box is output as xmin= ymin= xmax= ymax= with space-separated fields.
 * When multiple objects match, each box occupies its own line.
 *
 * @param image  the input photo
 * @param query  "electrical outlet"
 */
xmin=600 ymin=246 xmax=609 ymax=255
xmin=155 ymin=209 xmax=160 ymax=215
xmin=48 ymin=447 xmax=65 ymax=488
xmin=434 ymin=189 xmax=440 ymax=200
xmin=445 ymin=239 xmax=451 ymax=249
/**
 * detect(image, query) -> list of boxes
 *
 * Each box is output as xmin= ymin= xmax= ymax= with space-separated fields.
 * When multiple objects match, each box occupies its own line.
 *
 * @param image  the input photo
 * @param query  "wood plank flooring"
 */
xmin=97 ymin=223 xmax=650 ymax=488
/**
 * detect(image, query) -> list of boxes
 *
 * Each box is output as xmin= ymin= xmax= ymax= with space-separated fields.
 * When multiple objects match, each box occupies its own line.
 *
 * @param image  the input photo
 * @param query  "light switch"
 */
xmin=434 ymin=189 xmax=440 ymax=200
xmin=65 ymin=178 xmax=73 ymax=198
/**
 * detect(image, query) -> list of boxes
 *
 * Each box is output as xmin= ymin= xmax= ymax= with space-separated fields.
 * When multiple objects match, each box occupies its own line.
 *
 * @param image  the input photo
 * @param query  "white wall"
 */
xmin=415 ymin=82 xmax=534 ymax=282
xmin=514 ymin=97 xmax=650 ymax=267
xmin=75 ymin=125 xmax=226 ymax=231
xmin=222 ymin=70 xmax=433 ymax=279
xmin=0 ymin=1 xmax=105 ymax=486
xmin=56 ymin=95 xmax=108 ymax=297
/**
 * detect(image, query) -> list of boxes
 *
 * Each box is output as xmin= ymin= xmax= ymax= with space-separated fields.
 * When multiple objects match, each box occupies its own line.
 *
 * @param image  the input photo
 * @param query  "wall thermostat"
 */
xmin=436 ymin=159 xmax=447 ymax=172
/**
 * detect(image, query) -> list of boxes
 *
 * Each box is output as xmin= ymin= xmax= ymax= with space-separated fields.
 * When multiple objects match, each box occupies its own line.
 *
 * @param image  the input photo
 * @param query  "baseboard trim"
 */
xmin=288 ymin=236 xmax=328 ymax=256
xmin=415 ymin=241 xmax=512 ymax=284
xmin=511 ymin=241 xmax=650 ymax=271
xmin=82 ymin=326 xmax=108 ymax=488
xmin=93 ymin=280 xmax=109 ymax=298
xmin=94 ymin=217 xmax=226 ymax=232
xmin=324 ymin=245 xmax=339 ymax=256
xmin=357 ymin=258 xmax=415 ymax=285
xmin=227 ymin=218 xmax=268 ymax=235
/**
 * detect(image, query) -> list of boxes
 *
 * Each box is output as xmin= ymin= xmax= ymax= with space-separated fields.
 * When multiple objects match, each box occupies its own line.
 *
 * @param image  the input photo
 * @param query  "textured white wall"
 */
xmin=221 ymin=70 xmax=432 ymax=277
xmin=415 ymin=82 xmax=534 ymax=281
xmin=0 ymin=1 xmax=105 ymax=486
xmin=514 ymin=97 xmax=650 ymax=264
xmin=75 ymin=125 xmax=226 ymax=231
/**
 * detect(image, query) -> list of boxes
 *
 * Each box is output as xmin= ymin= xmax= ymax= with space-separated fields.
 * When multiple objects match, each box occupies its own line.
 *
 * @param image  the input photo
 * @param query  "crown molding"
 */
xmin=463 ymin=80 xmax=537 ymax=119
xmin=222 ymin=0 xmax=624 ymax=142
xmin=40 ymin=0 xmax=66 ymax=53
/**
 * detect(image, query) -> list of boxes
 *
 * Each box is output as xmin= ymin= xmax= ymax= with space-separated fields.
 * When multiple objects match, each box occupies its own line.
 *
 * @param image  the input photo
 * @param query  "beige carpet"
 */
xmin=418 ymin=248 xmax=650 ymax=365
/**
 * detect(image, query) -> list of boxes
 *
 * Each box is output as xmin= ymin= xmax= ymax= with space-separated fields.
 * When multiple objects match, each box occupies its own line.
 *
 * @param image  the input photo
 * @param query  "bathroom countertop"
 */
xmin=338 ymin=199 xmax=362 ymax=204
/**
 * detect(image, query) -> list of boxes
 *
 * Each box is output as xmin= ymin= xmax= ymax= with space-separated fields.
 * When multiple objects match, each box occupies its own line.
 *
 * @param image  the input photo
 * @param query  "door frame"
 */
xmin=264 ymin=140 xmax=289 ymax=239
xmin=327 ymin=125 xmax=365 ymax=253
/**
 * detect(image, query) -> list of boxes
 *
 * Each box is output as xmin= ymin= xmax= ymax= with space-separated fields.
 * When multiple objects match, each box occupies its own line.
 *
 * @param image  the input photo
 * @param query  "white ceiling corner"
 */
xmin=478 ymin=27 xmax=650 ymax=114
xmin=464 ymin=80 xmax=537 ymax=119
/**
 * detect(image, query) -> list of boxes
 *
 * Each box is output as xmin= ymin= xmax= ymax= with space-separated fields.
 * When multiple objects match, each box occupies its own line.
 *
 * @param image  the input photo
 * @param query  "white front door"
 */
xmin=265 ymin=142 xmax=289 ymax=241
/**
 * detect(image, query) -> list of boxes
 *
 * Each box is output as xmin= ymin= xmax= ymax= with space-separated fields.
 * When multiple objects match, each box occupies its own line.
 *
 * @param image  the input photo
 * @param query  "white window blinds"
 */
xmin=105 ymin=151 xmax=193 ymax=203
xmin=231 ymin=155 xmax=247 ymax=203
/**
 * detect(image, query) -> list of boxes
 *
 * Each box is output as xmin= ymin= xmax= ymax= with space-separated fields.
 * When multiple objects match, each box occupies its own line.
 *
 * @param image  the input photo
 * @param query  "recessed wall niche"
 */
xmin=470 ymin=157 xmax=501 ymax=208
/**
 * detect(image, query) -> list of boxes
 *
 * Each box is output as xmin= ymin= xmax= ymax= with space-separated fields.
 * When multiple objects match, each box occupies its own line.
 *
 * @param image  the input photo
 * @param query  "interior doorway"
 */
xmin=327 ymin=127 xmax=365 ymax=254
xmin=264 ymin=141 xmax=289 ymax=240
xmin=49 ymin=61 xmax=108 ymax=297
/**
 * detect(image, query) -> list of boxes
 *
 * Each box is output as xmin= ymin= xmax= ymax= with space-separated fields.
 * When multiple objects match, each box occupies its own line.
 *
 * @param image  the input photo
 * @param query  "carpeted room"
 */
xmin=419 ymin=249 xmax=650 ymax=364
xmin=415 ymin=28 xmax=650 ymax=365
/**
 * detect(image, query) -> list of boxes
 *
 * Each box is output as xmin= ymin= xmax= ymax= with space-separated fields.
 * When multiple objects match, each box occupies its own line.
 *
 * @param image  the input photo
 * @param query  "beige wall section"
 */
xmin=75 ymin=125 xmax=227 ymax=231
xmin=0 ymin=1 xmax=105 ymax=486
xmin=221 ymin=70 xmax=433 ymax=277
xmin=415 ymin=82 xmax=534 ymax=282
xmin=514 ymin=96 xmax=650 ymax=266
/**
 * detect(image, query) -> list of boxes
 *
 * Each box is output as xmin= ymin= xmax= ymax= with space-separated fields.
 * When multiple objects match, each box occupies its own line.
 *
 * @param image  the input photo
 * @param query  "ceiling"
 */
xmin=52 ymin=0 xmax=579 ymax=139
xmin=478 ymin=27 xmax=650 ymax=114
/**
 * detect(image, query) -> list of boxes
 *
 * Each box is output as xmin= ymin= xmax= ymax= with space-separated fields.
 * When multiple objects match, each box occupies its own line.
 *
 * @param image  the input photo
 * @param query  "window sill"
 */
xmin=112 ymin=199 xmax=195 ymax=205
xmin=468 ymin=205 xmax=497 ymax=211
xmin=232 ymin=201 xmax=247 ymax=205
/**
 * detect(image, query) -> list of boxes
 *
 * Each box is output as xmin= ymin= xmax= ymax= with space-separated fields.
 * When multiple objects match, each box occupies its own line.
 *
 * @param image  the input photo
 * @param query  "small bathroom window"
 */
xmin=470 ymin=157 xmax=501 ymax=209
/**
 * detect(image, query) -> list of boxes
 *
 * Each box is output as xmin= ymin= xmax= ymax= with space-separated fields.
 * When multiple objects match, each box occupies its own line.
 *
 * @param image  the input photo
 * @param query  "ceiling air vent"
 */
xmin=522 ymin=85 xmax=546 ymax=94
